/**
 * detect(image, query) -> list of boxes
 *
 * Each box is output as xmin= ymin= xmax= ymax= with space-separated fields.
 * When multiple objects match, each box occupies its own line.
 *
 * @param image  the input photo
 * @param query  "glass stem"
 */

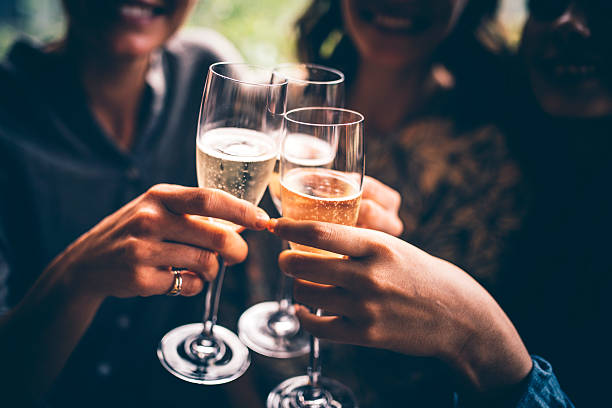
xmin=201 ymin=256 xmax=227 ymax=337
xmin=277 ymin=270 xmax=293 ymax=314
xmin=276 ymin=240 xmax=293 ymax=314
xmin=307 ymin=308 xmax=322 ymax=388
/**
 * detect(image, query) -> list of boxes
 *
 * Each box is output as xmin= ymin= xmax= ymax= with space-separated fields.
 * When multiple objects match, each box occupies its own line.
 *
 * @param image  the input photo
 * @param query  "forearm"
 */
xmin=0 ymin=261 xmax=103 ymax=402
xmin=436 ymin=260 xmax=532 ymax=393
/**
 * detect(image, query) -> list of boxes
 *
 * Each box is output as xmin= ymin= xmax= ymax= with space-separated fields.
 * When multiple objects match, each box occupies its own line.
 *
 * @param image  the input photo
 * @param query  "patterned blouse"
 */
xmin=244 ymin=77 xmax=528 ymax=407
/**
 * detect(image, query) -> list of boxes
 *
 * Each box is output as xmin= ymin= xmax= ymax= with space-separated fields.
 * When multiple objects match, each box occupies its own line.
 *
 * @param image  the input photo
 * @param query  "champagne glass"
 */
xmin=157 ymin=62 xmax=287 ymax=384
xmin=267 ymin=107 xmax=364 ymax=408
xmin=238 ymin=63 xmax=345 ymax=358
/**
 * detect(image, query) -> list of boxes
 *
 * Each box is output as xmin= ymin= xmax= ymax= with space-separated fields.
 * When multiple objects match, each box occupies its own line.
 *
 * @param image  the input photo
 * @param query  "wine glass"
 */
xmin=157 ymin=62 xmax=287 ymax=385
xmin=267 ymin=107 xmax=364 ymax=408
xmin=238 ymin=63 xmax=345 ymax=358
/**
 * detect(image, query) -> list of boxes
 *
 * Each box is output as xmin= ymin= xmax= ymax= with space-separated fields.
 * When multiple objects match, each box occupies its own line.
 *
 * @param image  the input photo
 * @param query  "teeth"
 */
xmin=120 ymin=5 xmax=153 ymax=19
xmin=373 ymin=14 xmax=414 ymax=30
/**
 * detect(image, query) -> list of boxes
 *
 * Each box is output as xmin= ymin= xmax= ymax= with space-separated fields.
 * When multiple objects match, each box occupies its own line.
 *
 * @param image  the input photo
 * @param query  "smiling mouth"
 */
xmin=373 ymin=15 xmax=415 ymax=31
xmin=359 ymin=8 xmax=430 ymax=34
xmin=117 ymin=1 xmax=167 ymax=21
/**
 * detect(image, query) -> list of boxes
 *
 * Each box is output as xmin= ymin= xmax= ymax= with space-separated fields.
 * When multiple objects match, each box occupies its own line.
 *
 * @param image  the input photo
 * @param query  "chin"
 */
xmin=106 ymin=34 xmax=165 ymax=57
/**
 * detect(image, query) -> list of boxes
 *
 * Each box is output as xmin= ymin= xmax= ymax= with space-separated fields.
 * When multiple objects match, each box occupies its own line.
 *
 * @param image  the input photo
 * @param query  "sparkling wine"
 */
xmin=281 ymin=167 xmax=361 ymax=255
xmin=270 ymin=133 xmax=336 ymax=213
xmin=197 ymin=127 xmax=277 ymax=206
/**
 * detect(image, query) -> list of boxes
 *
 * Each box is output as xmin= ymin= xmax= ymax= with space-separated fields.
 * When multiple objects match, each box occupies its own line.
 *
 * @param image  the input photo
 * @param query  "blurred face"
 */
xmin=522 ymin=0 xmax=612 ymax=118
xmin=341 ymin=0 xmax=468 ymax=68
xmin=63 ymin=0 xmax=196 ymax=57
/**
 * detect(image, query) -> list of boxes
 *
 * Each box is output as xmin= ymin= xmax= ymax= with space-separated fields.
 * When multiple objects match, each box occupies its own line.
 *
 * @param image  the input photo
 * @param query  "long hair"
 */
xmin=296 ymin=0 xmax=504 ymax=87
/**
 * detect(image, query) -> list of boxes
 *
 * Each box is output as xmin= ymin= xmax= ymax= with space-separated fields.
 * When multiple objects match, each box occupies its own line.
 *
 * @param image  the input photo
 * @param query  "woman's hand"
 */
xmin=49 ymin=184 xmax=270 ymax=300
xmin=356 ymin=176 xmax=403 ymax=236
xmin=269 ymin=218 xmax=532 ymax=393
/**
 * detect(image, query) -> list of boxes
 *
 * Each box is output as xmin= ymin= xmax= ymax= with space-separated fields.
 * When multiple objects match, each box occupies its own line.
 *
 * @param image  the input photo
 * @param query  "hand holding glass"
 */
xmin=157 ymin=62 xmax=287 ymax=384
xmin=267 ymin=107 xmax=364 ymax=408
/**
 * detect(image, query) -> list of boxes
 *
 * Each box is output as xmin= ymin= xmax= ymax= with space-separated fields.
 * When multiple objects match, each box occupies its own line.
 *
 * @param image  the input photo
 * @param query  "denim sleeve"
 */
xmin=454 ymin=356 xmax=575 ymax=408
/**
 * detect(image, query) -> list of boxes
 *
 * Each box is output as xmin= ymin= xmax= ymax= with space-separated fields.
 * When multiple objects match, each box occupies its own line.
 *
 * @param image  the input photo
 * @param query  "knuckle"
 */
xmin=146 ymin=184 xmax=170 ymax=200
xmin=390 ymin=189 xmax=402 ymax=208
xmin=367 ymin=235 xmax=392 ymax=256
xmin=195 ymin=188 xmax=215 ymax=211
xmin=306 ymin=222 xmax=333 ymax=244
xmin=359 ymin=200 xmax=373 ymax=220
xmin=122 ymin=236 xmax=143 ymax=262
xmin=195 ymin=249 xmax=216 ymax=269
xmin=237 ymin=202 xmax=251 ymax=223
xmin=182 ymin=275 xmax=204 ymax=297
xmin=130 ymin=207 xmax=160 ymax=235
xmin=208 ymin=229 xmax=227 ymax=250
xmin=363 ymin=325 xmax=382 ymax=344
xmin=132 ymin=266 xmax=150 ymax=289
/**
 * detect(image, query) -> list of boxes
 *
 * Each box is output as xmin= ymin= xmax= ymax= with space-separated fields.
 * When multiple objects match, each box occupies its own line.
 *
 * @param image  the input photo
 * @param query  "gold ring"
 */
xmin=166 ymin=269 xmax=183 ymax=296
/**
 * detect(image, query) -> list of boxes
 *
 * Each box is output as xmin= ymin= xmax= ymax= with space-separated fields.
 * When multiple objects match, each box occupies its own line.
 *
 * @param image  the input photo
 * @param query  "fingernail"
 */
xmin=267 ymin=218 xmax=278 ymax=233
xmin=255 ymin=209 xmax=270 ymax=229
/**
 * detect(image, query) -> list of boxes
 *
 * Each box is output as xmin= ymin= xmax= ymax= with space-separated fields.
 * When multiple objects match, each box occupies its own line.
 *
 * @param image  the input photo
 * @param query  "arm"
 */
xmin=0 ymin=184 xmax=269 ymax=402
xmin=268 ymin=218 xmax=546 ymax=398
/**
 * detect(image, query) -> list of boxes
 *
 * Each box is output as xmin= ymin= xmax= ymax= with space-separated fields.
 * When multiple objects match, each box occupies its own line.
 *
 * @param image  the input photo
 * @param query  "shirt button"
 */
xmin=116 ymin=314 xmax=131 ymax=329
xmin=126 ymin=166 xmax=141 ymax=182
xmin=96 ymin=362 xmax=112 ymax=377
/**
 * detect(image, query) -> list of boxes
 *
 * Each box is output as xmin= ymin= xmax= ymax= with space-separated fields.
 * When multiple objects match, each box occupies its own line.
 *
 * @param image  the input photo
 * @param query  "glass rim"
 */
xmin=284 ymin=107 xmax=364 ymax=127
xmin=209 ymin=61 xmax=288 ymax=87
xmin=273 ymin=63 xmax=345 ymax=85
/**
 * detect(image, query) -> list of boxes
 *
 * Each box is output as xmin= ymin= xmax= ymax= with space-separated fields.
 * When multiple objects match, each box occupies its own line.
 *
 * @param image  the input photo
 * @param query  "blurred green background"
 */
xmin=0 ymin=0 xmax=527 ymax=65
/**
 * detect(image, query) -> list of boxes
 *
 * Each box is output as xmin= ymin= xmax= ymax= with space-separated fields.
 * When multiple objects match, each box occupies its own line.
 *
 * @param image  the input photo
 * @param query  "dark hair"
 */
xmin=296 ymin=0 xmax=504 ymax=86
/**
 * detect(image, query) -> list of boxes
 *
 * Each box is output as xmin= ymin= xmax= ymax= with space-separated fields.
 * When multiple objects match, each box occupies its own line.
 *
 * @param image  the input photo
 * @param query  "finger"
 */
xmin=143 ymin=241 xmax=220 ymax=280
xmin=279 ymin=250 xmax=363 ymax=288
xmin=295 ymin=305 xmax=355 ymax=343
xmin=362 ymin=176 xmax=401 ymax=212
xmin=269 ymin=218 xmax=381 ymax=258
xmin=148 ymin=184 xmax=270 ymax=230
xmin=293 ymin=279 xmax=352 ymax=316
xmin=145 ymin=268 xmax=205 ymax=297
xmin=161 ymin=214 xmax=248 ymax=265
xmin=357 ymin=199 xmax=404 ymax=236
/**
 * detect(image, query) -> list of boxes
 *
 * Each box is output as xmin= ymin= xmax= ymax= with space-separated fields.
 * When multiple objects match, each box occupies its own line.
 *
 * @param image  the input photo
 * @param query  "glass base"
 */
xmin=267 ymin=375 xmax=358 ymax=408
xmin=238 ymin=301 xmax=310 ymax=358
xmin=157 ymin=323 xmax=250 ymax=385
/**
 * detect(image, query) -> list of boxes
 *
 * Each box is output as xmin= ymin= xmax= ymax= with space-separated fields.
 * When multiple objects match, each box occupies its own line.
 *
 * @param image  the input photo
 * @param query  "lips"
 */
xmin=115 ymin=0 xmax=167 ymax=24
xmin=359 ymin=7 xmax=432 ymax=34
xmin=373 ymin=15 xmax=416 ymax=31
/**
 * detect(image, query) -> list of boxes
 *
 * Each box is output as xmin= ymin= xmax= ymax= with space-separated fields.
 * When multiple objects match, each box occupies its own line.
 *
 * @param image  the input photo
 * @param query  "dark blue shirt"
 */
xmin=455 ymin=356 xmax=574 ymax=408
xmin=0 ymin=32 xmax=244 ymax=407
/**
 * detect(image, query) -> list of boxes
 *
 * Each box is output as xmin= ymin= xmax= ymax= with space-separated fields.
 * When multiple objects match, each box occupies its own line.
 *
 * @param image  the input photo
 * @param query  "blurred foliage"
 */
xmin=187 ymin=0 xmax=309 ymax=65
xmin=0 ymin=0 xmax=526 ymax=63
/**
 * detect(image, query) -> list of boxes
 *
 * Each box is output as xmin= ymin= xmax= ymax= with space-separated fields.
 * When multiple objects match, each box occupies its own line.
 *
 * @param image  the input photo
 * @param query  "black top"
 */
xmin=0 ymin=32 xmax=245 ymax=407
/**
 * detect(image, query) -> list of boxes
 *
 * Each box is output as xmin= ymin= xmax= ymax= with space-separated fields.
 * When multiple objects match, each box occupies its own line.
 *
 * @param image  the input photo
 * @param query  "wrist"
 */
xmin=44 ymin=250 xmax=106 ymax=307
xmin=439 ymin=281 xmax=532 ymax=392
xmin=430 ymin=273 xmax=532 ymax=393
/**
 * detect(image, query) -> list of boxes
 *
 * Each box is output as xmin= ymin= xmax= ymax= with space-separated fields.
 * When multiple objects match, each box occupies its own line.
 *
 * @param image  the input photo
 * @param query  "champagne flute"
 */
xmin=267 ymin=107 xmax=364 ymax=408
xmin=157 ymin=62 xmax=287 ymax=385
xmin=238 ymin=63 xmax=345 ymax=358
